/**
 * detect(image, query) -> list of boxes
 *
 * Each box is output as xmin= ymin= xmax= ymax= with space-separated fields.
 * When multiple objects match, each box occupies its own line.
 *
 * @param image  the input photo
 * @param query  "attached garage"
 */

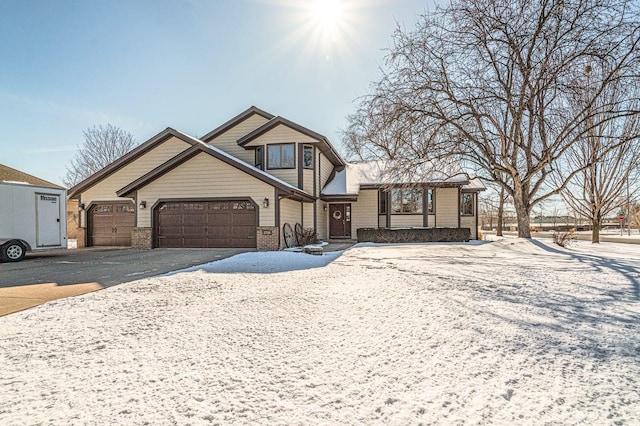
xmin=88 ymin=202 xmax=135 ymax=246
xmin=153 ymin=199 xmax=257 ymax=248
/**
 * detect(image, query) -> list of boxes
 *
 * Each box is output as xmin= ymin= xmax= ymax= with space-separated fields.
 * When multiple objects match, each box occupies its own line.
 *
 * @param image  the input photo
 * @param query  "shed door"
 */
xmin=155 ymin=200 xmax=257 ymax=248
xmin=89 ymin=202 xmax=135 ymax=246
xmin=36 ymin=193 xmax=62 ymax=247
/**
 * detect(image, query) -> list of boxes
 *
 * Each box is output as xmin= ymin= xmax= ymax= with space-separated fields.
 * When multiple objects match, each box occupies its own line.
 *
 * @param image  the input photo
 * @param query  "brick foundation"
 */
xmin=66 ymin=199 xmax=86 ymax=248
xmin=256 ymin=226 xmax=279 ymax=251
xmin=132 ymin=227 xmax=153 ymax=249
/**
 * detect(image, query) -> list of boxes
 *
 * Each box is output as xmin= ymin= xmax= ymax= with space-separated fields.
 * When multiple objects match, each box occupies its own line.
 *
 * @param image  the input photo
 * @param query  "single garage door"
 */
xmin=154 ymin=200 xmax=257 ymax=248
xmin=89 ymin=202 xmax=135 ymax=246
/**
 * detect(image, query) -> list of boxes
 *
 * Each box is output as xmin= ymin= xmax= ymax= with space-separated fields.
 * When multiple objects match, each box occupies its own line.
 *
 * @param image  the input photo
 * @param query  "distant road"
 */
xmin=484 ymin=231 xmax=640 ymax=245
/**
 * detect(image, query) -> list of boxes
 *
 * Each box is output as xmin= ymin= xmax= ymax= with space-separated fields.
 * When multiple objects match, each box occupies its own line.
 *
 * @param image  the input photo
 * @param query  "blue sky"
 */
xmin=0 ymin=0 xmax=442 ymax=185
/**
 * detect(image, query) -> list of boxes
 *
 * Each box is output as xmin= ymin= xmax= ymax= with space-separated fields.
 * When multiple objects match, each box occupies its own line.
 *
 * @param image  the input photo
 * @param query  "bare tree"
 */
xmin=555 ymin=70 xmax=640 ymax=243
xmin=63 ymin=124 xmax=137 ymax=187
xmin=344 ymin=0 xmax=640 ymax=238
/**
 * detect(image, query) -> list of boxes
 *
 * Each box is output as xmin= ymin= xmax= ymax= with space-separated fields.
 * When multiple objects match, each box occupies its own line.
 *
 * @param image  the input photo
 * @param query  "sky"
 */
xmin=0 ymin=0 xmax=444 ymax=186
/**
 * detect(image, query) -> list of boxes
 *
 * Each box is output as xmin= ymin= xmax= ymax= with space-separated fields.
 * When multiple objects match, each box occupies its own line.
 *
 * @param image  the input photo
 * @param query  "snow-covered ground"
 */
xmin=1 ymin=239 xmax=639 ymax=425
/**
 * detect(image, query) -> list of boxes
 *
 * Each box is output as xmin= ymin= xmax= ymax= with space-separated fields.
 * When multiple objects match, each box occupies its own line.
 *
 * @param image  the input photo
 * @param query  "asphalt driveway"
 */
xmin=0 ymin=247 xmax=252 ymax=315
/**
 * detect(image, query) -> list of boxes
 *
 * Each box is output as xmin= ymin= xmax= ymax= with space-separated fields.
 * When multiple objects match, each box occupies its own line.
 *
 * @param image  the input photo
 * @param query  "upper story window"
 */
xmin=391 ymin=188 xmax=423 ymax=214
xmin=303 ymin=146 xmax=314 ymax=169
xmin=255 ymin=146 xmax=264 ymax=170
xmin=461 ymin=193 xmax=474 ymax=216
xmin=267 ymin=144 xmax=295 ymax=169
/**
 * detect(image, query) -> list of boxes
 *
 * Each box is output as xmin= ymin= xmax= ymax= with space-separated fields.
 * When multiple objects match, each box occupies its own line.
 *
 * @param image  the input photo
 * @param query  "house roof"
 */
xmin=201 ymin=106 xmax=275 ymax=142
xmin=462 ymin=177 xmax=486 ymax=192
xmin=67 ymin=127 xmax=202 ymax=199
xmin=237 ymin=116 xmax=345 ymax=167
xmin=0 ymin=163 xmax=64 ymax=189
xmin=117 ymin=129 xmax=315 ymax=202
xmin=321 ymin=160 xmax=471 ymax=197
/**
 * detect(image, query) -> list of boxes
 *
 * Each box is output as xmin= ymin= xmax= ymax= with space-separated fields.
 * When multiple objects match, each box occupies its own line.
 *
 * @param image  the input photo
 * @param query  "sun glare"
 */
xmin=310 ymin=0 xmax=344 ymax=33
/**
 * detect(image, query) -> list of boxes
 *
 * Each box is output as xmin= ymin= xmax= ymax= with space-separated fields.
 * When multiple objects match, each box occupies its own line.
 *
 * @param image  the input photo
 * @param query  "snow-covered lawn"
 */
xmin=1 ymin=239 xmax=639 ymax=425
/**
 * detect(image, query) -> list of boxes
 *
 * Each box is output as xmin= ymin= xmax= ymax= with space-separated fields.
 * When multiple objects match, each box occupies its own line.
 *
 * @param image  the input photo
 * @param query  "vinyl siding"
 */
xmin=136 ymin=152 xmax=275 ymax=227
xmin=266 ymin=168 xmax=298 ymax=188
xmin=302 ymin=202 xmax=314 ymax=230
xmin=390 ymin=215 xmax=423 ymax=227
xmin=319 ymin=152 xmax=333 ymax=191
xmin=435 ymin=187 xmax=459 ymax=227
xmin=317 ymin=202 xmax=328 ymax=240
xmin=303 ymin=168 xmax=314 ymax=194
xmin=243 ymin=124 xmax=318 ymax=147
xmin=82 ymin=136 xmax=191 ymax=205
xmin=351 ymin=189 xmax=378 ymax=237
xmin=279 ymin=198 xmax=302 ymax=248
xmin=461 ymin=216 xmax=477 ymax=239
xmin=207 ymin=114 xmax=269 ymax=164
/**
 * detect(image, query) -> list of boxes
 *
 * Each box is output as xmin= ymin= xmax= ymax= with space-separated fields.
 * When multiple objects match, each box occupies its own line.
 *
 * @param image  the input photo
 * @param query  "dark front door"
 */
xmin=89 ymin=202 xmax=135 ymax=246
xmin=154 ymin=200 xmax=257 ymax=248
xmin=329 ymin=203 xmax=351 ymax=238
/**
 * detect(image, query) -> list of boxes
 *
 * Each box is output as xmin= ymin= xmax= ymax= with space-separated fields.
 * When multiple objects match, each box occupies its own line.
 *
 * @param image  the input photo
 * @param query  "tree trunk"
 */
xmin=497 ymin=187 xmax=505 ymax=237
xmin=513 ymin=183 xmax=532 ymax=238
xmin=591 ymin=213 xmax=602 ymax=243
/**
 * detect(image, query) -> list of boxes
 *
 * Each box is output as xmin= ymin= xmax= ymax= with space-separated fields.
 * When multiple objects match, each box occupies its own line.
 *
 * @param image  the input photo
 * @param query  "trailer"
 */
xmin=0 ymin=180 xmax=67 ymax=262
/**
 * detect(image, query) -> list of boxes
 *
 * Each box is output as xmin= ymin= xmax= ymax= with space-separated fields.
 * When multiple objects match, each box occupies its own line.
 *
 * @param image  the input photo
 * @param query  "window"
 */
xmin=267 ymin=144 xmax=295 ymax=169
xmin=426 ymin=189 xmax=434 ymax=214
xmin=379 ymin=189 xmax=387 ymax=214
xmin=391 ymin=188 xmax=423 ymax=214
xmin=255 ymin=146 xmax=263 ymax=170
xmin=461 ymin=193 xmax=474 ymax=215
xmin=303 ymin=146 xmax=314 ymax=168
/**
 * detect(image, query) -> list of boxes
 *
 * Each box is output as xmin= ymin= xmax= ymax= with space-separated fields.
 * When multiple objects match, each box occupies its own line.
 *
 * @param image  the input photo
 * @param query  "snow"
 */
xmin=1 ymin=239 xmax=639 ymax=424
xmin=322 ymin=159 xmax=472 ymax=196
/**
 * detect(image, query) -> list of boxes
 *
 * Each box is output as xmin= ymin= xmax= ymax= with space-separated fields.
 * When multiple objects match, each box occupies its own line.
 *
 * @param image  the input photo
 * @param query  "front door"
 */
xmin=329 ymin=203 xmax=351 ymax=238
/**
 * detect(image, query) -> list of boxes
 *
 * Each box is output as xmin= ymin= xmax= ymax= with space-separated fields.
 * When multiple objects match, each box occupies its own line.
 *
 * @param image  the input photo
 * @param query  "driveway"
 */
xmin=0 ymin=247 xmax=252 ymax=316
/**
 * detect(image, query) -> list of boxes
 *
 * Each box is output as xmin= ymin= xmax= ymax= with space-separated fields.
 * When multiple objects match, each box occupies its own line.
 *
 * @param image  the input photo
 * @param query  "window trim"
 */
xmin=255 ymin=146 xmax=264 ymax=170
xmin=426 ymin=188 xmax=435 ymax=215
xmin=460 ymin=192 xmax=474 ymax=216
xmin=267 ymin=143 xmax=296 ymax=170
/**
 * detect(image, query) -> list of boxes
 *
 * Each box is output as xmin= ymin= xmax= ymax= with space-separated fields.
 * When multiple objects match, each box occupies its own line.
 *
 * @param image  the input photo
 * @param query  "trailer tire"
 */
xmin=2 ymin=241 xmax=26 ymax=262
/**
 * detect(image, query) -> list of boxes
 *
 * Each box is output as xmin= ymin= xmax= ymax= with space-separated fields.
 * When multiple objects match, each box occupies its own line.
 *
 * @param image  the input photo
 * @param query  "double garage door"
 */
xmin=88 ymin=200 xmax=257 ymax=248
xmin=154 ymin=200 xmax=257 ymax=248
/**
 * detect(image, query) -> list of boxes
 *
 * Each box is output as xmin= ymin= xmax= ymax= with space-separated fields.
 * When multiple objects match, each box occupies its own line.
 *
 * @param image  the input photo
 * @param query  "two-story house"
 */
xmin=68 ymin=106 xmax=484 ymax=250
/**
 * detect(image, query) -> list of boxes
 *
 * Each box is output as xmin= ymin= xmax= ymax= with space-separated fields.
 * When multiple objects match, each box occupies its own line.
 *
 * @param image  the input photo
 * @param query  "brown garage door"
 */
xmin=89 ymin=202 xmax=135 ymax=246
xmin=154 ymin=200 xmax=257 ymax=248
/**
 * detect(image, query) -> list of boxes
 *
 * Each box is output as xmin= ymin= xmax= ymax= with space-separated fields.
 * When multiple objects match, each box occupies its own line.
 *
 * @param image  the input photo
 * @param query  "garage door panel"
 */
xmin=232 ymin=225 xmax=255 ymax=237
xmin=159 ymin=215 xmax=184 ymax=226
xmin=182 ymin=238 xmax=207 ymax=248
xmin=208 ymin=225 xmax=233 ymax=237
xmin=183 ymin=226 xmax=206 ymax=235
xmin=89 ymin=203 xmax=134 ymax=247
xmin=155 ymin=200 xmax=256 ymax=248
xmin=232 ymin=214 xmax=256 ymax=226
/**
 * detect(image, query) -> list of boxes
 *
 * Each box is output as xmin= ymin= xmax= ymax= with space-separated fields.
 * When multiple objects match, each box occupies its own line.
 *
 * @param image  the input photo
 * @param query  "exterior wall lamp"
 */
xmin=79 ymin=203 xmax=85 ymax=210
xmin=263 ymin=197 xmax=269 ymax=208
xmin=139 ymin=200 xmax=147 ymax=209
